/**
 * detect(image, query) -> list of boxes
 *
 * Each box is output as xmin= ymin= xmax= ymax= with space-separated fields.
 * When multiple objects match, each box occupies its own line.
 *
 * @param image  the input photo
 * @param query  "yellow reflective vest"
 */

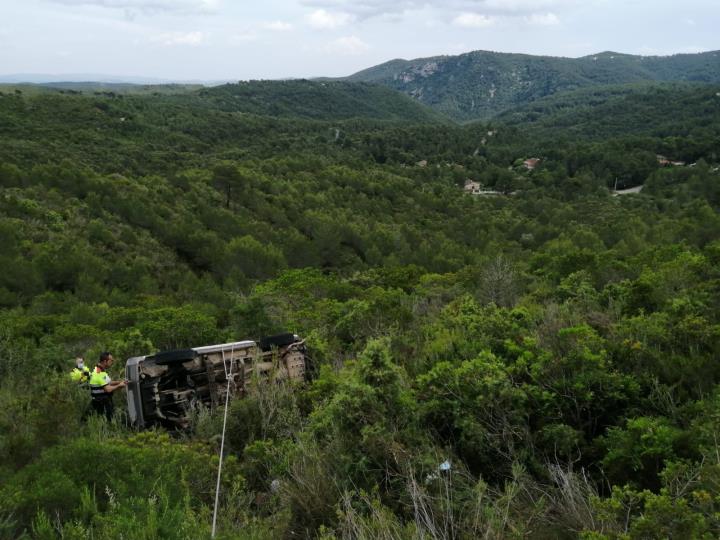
xmin=70 ymin=366 xmax=91 ymax=383
xmin=89 ymin=366 xmax=111 ymax=400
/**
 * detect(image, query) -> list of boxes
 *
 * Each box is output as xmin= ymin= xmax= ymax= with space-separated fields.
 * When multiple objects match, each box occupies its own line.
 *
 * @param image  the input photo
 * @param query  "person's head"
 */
xmin=99 ymin=351 xmax=114 ymax=369
xmin=75 ymin=356 xmax=84 ymax=368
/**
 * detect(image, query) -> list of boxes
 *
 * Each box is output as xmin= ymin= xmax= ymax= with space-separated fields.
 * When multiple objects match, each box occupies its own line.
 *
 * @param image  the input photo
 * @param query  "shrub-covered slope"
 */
xmin=1 ymin=84 xmax=720 ymax=539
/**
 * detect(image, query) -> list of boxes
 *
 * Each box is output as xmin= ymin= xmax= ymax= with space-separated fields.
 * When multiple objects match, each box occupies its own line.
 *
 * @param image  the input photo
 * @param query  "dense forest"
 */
xmin=346 ymin=49 xmax=720 ymax=121
xmin=1 ymin=79 xmax=720 ymax=539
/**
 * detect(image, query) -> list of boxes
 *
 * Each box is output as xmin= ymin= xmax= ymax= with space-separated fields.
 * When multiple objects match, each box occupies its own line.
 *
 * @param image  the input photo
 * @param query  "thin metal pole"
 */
xmin=211 ymin=345 xmax=235 ymax=537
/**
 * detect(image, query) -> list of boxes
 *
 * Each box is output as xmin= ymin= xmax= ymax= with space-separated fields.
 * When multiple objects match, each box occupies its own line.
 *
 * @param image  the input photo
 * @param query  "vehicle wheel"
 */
xmin=259 ymin=333 xmax=296 ymax=351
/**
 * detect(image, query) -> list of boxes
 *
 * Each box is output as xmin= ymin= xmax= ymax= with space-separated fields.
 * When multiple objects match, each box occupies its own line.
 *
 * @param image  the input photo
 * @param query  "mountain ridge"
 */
xmin=343 ymin=49 xmax=720 ymax=122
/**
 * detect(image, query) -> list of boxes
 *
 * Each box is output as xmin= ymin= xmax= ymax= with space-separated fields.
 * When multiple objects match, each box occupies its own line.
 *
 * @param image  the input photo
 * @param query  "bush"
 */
xmin=0 ymin=432 xmax=241 ymax=533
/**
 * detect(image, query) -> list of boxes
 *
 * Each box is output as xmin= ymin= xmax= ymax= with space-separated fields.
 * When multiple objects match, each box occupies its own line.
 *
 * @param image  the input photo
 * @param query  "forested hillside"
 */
xmin=346 ymin=49 xmax=720 ymax=121
xmin=4 ymin=82 xmax=205 ymax=94
xmin=197 ymin=80 xmax=446 ymax=122
xmin=497 ymin=83 xmax=720 ymax=143
xmin=1 ymin=81 xmax=720 ymax=539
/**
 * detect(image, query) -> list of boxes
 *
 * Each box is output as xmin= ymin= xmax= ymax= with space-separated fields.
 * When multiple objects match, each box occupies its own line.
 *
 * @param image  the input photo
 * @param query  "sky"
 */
xmin=1 ymin=0 xmax=719 ymax=81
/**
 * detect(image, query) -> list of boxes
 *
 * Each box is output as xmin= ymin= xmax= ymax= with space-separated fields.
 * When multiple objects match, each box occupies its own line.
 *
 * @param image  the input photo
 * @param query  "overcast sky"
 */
xmin=1 ymin=0 xmax=719 ymax=81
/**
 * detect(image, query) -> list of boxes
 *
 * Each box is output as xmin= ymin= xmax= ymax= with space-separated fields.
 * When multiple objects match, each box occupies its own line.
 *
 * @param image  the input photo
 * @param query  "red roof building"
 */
xmin=523 ymin=158 xmax=540 ymax=170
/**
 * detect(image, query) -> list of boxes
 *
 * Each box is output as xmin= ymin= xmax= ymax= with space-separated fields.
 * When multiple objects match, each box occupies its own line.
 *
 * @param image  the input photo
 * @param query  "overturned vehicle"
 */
xmin=125 ymin=334 xmax=307 ymax=429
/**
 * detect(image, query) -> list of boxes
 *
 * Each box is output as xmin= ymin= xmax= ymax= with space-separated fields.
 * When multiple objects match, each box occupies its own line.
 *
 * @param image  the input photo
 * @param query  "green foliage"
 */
xmin=0 ymin=432 xmax=244 ymax=538
xmin=308 ymin=338 xmax=420 ymax=481
xmin=418 ymin=352 xmax=529 ymax=477
xmin=587 ymin=482 xmax=720 ymax=539
xmin=602 ymin=417 xmax=692 ymax=490
xmin=527 ymin=325 xmax=639 ymax=441
xmin=199 ymin=80 xmax=445 ymax=123
xmin=1 ymin=77 xmax=720 ymax=538
xmin=136 ymin=305 xmax=220 ymax=350
xmin=349 ymin=49 xmax=720 ymax=122
xmin=0 ymin=376 xmax=87 ymax=479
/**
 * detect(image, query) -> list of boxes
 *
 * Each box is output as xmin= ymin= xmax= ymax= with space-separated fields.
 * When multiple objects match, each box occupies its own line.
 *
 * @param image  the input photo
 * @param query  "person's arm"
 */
xmin=100 ymin=372 xmax=126 ymax=393
xmin=104 ymin=380 xmax=127 ymax=393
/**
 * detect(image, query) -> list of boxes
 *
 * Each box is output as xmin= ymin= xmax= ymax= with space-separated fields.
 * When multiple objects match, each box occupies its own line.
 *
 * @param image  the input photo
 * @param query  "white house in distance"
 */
xmin=464 ymin=179 xmax=504 ymax=196
xmin=464 ymin=180 xmax=483 ymax=194
xmin=656 ymin=155 xmax=686 ymax=167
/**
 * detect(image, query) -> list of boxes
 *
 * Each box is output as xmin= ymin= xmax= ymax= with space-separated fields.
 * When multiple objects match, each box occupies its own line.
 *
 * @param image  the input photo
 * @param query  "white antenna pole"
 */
xmin=212 ymin=344 xmax=235 ymax=538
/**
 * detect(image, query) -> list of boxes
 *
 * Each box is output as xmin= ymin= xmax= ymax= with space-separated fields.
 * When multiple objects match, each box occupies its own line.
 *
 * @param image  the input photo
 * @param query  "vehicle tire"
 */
xmin=150 ymin=349 xmax=198 ymax=365
xmin=259 ymin=333 xmax=296 ymax=351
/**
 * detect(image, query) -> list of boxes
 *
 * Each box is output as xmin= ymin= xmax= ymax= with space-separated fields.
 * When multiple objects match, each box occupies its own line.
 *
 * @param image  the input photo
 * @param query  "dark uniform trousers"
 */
xmin=91 ymin=397 xmax=114 ymax=422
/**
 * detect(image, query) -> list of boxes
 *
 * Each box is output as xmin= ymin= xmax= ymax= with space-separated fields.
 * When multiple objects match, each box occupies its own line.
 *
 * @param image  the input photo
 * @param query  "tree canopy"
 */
xmin=1 ymin=80 xmax=720 ymax=539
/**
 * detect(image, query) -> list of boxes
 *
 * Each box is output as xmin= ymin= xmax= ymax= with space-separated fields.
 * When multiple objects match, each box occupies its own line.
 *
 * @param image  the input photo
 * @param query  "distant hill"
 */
xmin=197 ymin=80 xmax=445 ymax=122
xmin=0 ymin=73 xmax=225 ymax=85
xmin=0 ymin=82 xmax=204 ymax=96
xmin=495 ymin=82 xmax=720 ymax=142
xmin=345 ymin=49 xmax=720 ymax=122
xmin=0 ymin=79 xmax=447 ymax=174
xmin=0 ymin=79 xmax=445 ymax=124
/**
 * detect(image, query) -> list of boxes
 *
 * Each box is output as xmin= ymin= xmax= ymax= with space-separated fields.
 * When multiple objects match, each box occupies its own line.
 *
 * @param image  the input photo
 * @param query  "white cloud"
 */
xmin=524 ymin=12 xmax=560 ymax=25
xmin=301 ymin=0 xmax=417 ymax=18
xmin=152 ymin=30 xmax=205 ymax=46
xmin=264 ymin=20 xmax=293 ymax=31
xmin=452 ymin=13 xmax=496 ymax=28
xmin=482 ymin=0 xmax=572 ymax=13
xmin=307 ymin=9 xmax=355 ymax=29
xmin=326 ymin=35 xmax=370 ymax=54
xmin=44 ymin=0 xmax=219 ymax=15
xmin=302 ymin=0 xmax=578 ymax=18
xmin=228 ymin=30 xmax=258 ymax=43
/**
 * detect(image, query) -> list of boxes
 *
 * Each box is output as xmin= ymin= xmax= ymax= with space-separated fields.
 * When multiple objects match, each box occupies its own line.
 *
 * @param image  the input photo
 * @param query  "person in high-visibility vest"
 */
xmin=70 ymin=356 xmax=91 ymax=384
xmin=89 ymin=352 xmax=127 ymax=421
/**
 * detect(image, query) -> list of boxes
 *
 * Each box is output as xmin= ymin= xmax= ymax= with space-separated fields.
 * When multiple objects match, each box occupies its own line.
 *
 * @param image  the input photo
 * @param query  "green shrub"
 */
xmin=0 ymin=432 xmax=241 ymax=534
